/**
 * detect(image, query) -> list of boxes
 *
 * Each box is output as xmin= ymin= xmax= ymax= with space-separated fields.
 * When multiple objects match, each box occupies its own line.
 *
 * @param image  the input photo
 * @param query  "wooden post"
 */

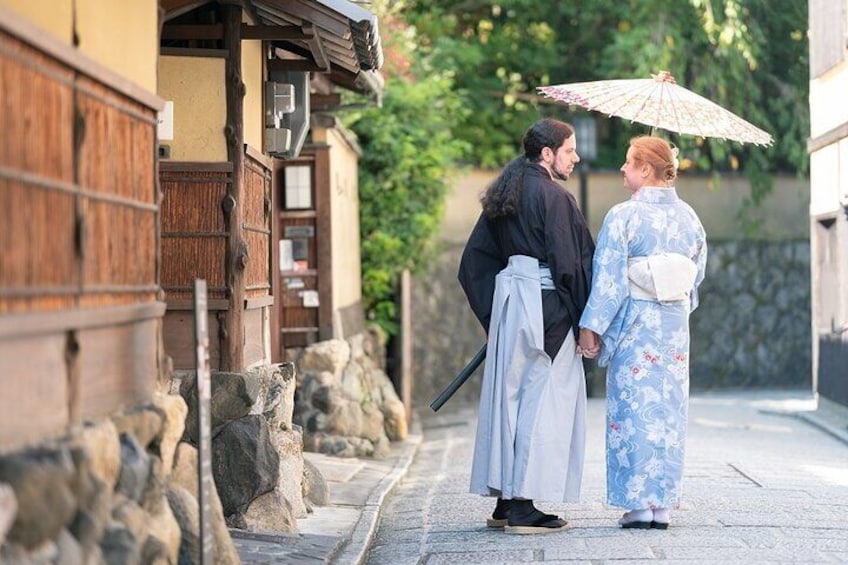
xmin=314 ymin=147 xmax=333 ymax=339
xmin=223 ymin=5 xmax=245 ymax=371
xmin=399 ymin=269 xmax=413 ymax=422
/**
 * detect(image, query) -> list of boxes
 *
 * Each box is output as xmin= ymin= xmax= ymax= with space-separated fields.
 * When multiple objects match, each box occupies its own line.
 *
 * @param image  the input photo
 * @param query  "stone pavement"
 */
xmin=367 ymin=390 xmax=848 ymax=564
xmin=228 ymin=391 xmax=847 ymax=563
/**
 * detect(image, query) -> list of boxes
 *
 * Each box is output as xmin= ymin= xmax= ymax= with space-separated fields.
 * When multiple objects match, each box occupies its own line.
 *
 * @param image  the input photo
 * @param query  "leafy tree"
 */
xmin=345 ymin=4 xmax=469 ymax=334
xmin=403 ymin=0 xmax=809 ymax=233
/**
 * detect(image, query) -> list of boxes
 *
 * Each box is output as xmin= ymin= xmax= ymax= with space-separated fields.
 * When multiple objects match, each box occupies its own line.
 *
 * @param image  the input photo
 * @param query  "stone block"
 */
xmin=272 ymin=428 xmax=307 ymax=519
xmin=180 ymin=371 xmax=263 ymax=443
xmin=74 ymin=419 xmax=121 ymax=491
xmin=302 ymin=457 xmax=329 ymax=508
xmin=151 ymin=392 xmax=188 ymax=474
xmin=0 ymin=446 xmax=78 ymax=549
xmin=116 ymin=434 xmax=151 ymax=503
xmin=298 ymin=339 xmax=351 ymax=377
xmin=235 ymin=489 xmax=296 ymax=533
xmin=211 ymin=415 xmax=279 ymax=516
xmin=111 ymin=406 xmax=164 ymax=451
xmin=0 ymin=482 xmax=18 ymax=547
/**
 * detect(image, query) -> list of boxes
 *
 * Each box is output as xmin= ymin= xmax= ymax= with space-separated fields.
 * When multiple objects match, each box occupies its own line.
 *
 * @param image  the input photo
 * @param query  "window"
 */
xmin=284 ymin=165 xmax=313 ymax=209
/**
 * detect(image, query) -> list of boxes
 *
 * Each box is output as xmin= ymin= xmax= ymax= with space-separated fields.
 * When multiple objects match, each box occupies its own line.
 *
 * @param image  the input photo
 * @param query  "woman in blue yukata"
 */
xmin=578 ymin=136 xmax=707 ymax=530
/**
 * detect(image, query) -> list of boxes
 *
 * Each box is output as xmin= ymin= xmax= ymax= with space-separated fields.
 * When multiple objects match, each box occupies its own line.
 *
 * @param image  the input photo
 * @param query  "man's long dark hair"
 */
xmin=481 ymin=118 xmax=575 ymax=219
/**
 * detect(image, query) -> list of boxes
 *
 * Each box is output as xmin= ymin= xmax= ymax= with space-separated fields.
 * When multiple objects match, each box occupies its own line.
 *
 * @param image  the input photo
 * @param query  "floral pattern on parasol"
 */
xmin=538 ymin=71 xmax=773 ymax=146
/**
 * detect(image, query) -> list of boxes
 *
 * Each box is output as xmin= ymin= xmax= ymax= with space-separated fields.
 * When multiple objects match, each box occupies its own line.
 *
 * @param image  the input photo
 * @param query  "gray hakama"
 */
xmin=470 ymin=255 xmax=587 ymax=502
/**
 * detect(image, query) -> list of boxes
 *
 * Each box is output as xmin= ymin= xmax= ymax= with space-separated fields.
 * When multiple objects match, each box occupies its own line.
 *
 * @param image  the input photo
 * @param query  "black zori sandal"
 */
xmin=503 ymin=500 xmax=568 ymax=534
xmin=486 ymin=498 xmax=510 ymax=528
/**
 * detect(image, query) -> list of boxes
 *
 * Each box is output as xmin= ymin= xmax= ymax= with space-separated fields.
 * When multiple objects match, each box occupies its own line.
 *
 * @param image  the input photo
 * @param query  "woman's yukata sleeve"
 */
xmin=579 ymin=205 xmax=630 ymax=341
xmin=689 ymin=213 xmax=708 ymax=313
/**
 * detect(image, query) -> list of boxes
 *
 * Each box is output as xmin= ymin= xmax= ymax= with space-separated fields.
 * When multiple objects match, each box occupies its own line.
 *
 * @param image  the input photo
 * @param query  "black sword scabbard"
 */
xmin=429 ymin=344 xmax=487 ymax=412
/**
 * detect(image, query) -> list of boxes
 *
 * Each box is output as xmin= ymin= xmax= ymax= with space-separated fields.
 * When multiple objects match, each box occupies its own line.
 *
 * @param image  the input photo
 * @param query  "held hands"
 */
xmin=577 ymin=328 xmax=600 ymax=359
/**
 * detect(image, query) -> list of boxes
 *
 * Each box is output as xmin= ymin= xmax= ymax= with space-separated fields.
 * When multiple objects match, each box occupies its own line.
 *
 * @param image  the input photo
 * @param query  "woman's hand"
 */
xmin=577 ymin=328 xmax=599 ymax=359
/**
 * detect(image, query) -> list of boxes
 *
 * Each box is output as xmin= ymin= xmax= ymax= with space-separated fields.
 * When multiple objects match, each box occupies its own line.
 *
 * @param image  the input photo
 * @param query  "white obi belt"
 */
xmin=628 ymin=253 xmax=697 ymax=302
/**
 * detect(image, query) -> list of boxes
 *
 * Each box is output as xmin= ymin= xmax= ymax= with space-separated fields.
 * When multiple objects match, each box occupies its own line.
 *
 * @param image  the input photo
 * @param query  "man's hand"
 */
xmin=577 ymin=327 xmax=599 ymax=359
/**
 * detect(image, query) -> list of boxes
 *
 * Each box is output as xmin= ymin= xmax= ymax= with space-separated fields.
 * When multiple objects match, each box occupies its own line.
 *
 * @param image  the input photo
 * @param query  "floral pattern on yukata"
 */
xmin=579 ymin=187 xmax=707 ymax=510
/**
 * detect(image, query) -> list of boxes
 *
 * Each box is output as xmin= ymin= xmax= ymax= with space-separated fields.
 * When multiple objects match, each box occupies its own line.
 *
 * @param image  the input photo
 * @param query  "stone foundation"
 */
xmin=0 ymin=392 xmax=239 ymax=564
xmin=291 ymin=327 xmax=408 ymax=458
xmin=174 ymin=362 xmax=328 ymax=535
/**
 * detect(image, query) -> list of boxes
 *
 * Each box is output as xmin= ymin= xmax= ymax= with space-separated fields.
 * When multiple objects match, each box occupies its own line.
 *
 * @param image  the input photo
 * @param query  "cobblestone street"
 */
xmin=367 ymin=392 xmax=848 ymax=564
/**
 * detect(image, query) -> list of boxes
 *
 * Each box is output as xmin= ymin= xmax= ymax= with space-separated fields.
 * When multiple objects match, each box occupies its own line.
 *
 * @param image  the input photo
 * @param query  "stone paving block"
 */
xmin=660 ymin=545 xmax=830 ymax=562
xmin=366 ymin=542 xmax=423 ymax=565
xmin=363 ymin=394 xmax=848 ymax=564
xmin=424 ymin=549 xmax=537 ymax=564
xmin=297 ymin=506 xmax=358 ymax=536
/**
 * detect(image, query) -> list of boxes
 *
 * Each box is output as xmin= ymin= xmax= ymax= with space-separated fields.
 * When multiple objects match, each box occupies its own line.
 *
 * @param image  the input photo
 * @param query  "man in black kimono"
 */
xmin=458 ymin=118 xmax=596 ymax=534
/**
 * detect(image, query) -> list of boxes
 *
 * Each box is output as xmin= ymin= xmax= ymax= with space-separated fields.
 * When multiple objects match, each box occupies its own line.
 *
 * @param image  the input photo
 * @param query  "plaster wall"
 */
xmin=158 ymin=56 xmax=227 ymax=161
xmin=313 ymin=126 xmax=363 ymax=310
xmin=243 ymin=39 xmax=264 ymax=152
xmin=1 ymin=0 xmax=158 ymax=92
xmin=442 ymin=169 xmax=810 ymax=243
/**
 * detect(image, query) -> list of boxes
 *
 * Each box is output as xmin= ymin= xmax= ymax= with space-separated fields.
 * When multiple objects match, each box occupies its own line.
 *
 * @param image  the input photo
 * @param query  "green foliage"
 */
xmin=346 ymin=74 xmax=469 ymax=334
xmin=403 ymin=0 xmax=810 ymax=232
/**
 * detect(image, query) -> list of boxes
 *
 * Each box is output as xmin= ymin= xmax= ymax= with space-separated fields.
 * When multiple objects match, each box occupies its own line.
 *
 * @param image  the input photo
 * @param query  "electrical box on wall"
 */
xmin=265 ymin=82 xmax=295 ymax=128
xmin=265 ymin=127 xmax=292 ymax=155
xmin=264 ymin=82 xmax=296 ymax=155
xmin=266 ymin=71 xmax=310 ymax=159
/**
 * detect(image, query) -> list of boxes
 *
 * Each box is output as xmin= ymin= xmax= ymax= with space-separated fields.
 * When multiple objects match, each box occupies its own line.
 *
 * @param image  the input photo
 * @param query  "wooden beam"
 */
xmin=161 ymin=24 xmax=223 ymax=40
xmin=160 ymin=0 xmax=214 ymax=22
xmin=223 ymin=4 xmax=246 ymax=372
xmin=160 ymin=47 xmax=228 ymax=58
xmin=303 ymin=23 xmax=330 ymax=72
xmin=311 ymin=93 xmax=342 ymax=110
xmin=240 ymin=24 xmax=312 ymax=41
xmin=268 ymin=58 xmax=324 ymax=73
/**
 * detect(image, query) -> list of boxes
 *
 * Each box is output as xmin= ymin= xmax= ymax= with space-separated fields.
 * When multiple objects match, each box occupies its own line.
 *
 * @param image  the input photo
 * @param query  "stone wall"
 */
xmin=690 ymin=239 xmax=811 ymax=389
xmin=174 ymin=362 xmax=327 ymax=535
xmin=290 ymin=328 xmax=408 ymax=458
xmin=412 ymin=239 xmax=812 ymax=408
xmin=0 ymin=392 xmax=239 ymax=564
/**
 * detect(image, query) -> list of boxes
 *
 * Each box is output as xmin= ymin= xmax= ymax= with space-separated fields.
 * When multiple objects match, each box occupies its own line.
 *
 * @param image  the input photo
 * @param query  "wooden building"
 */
xmin=0 ymin=1 xmax=164 ymax=451
xmin=808 ymin=0 xmax=848 ymax=407
xmin=157 ymin=0 xmax=383 ymax=371
xmin=0 ymin=0 xmax=384 ymax=451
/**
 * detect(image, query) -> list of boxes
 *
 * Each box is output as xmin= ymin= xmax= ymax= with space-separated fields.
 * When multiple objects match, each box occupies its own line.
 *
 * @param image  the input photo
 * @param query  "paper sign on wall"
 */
xmin=279 ymin=239 xmax=294 ymax=272
xmin=157 ymin=101 xmax=174 ymax=141
xmin=302 ymin=290 xmax=319 ymax=308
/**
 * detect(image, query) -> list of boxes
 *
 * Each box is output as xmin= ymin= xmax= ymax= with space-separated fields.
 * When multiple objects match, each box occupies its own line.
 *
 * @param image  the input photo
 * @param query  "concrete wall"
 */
xmin=442 ymin=168 xmax=810 ymax=243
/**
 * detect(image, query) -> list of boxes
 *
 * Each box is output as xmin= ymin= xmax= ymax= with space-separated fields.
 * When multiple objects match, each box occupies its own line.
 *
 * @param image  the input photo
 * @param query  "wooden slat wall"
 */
xmin=161 ymin=151 xmax=273 ymax=370
xmin=0 ymin=32 xmax=77 ymax=314
xmin=160 ymin=168 xmax=231 ymax=301
xmin=244 ymin=154 xmax=271 ymax=299
xmin=0 ymin=26 xmax=163 ymax=450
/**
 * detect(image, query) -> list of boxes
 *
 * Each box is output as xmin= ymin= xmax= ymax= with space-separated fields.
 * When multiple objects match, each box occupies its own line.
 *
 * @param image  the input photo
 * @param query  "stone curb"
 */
xmin=757 ymin=395 xmax=848 ymax=447
xmin=331 ymin=425 xmax=423 ymax=564
xmin=796 ymin=410 xmax=848 ymax=447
